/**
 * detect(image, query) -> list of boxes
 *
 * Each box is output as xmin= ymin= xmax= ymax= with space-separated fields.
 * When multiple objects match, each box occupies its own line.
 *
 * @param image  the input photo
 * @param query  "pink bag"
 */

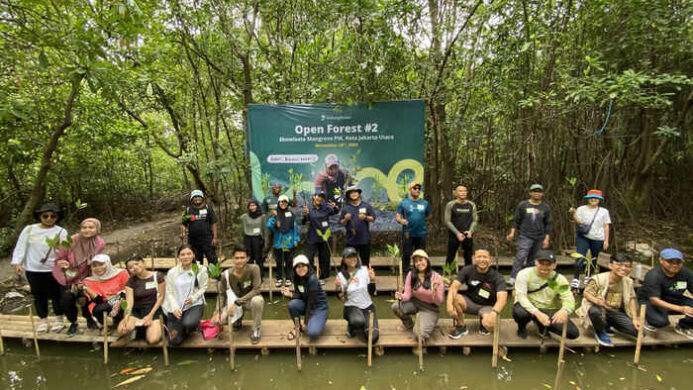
xmin=199 ymin=320 xmax=220 ymax=340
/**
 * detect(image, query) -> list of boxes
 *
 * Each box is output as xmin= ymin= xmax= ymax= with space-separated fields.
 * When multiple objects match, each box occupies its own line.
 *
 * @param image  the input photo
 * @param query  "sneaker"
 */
xmin=275 ymin=279 xmax=283 ymax=288
xmin=643 ymin=323 xmax=656 ymax=333
xmin=449 ymin=325 xmax=468 ymax=339
xmin=604 ymin=325 xmax=616 ymax=336
xmin=250 ymin=328 xmax=261 ymax=344
xmin=233 ymin=319 xmax=243 ymax=330
xmin=570 ymin=278 xmax=581 ymax=289
xmin=516 ymin=326 xmax=528 ymax=339
xmin=594 ymin=330 xmax=613 ymax=347
xmin=86 ymin=319 xmax=99 ymax=330
xmin=319 ymin=279 xmax=326 ymax=286
xmin=36 ymin=320 xmax=48 ymax=333
xmin=284 ymin=279 xmax=292 ymax=287
xmin=506 ymin=277 xmax=515 ymax=287
xmin=479 ymin=325 xmax=490 ymax=336
xmin=345 ymin=329 xmax=354 ymax=338
xmin=50 ymin=316 xmax=65 ymax=333
xmin=67 ymin=322 xmax=78 ymax=336
xmin=674 ymin=325 xmax=693 ymax=340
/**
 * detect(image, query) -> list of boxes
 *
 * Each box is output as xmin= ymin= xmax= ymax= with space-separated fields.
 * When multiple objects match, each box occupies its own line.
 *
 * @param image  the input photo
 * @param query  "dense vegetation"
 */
xmin=1 ymin=0 xmax=691 ymax=253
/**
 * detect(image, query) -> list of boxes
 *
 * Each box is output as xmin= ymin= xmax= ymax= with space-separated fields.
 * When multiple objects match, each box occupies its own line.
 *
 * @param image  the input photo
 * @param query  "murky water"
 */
xmin=1 ymin=297 xmax=691 ymax=389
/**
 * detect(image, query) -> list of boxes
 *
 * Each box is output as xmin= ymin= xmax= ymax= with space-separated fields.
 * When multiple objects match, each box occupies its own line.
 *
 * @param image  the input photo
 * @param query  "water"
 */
xmin=1 ymin=297 xmax=691 ymax=389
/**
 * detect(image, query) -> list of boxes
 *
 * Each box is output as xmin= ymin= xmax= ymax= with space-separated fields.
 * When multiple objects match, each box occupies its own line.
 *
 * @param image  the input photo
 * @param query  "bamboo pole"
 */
xmin=102 ymin=312 xmax=109 ymax=364
xmin=160 ymin=314 xmax=169 ymax=366
xmin=492 ymin=314 xmax=501 ymax=368
xmin=416 ymin=312 xmax=423 ymax=371
xmin=397 ymin=260 xmax=403 ymax=294
xmin=268 ymin=253 xmax=274 ymax=302
xmin=294 ymin=319 xmax=302 ymax=371
xmin=553 ymin=320 xmax=569 ymax=390
xmin=28 ymin=306 xmax=40 ymax=358
xmin=227 ymin=316 xmax=235 ymax=370
xmin=634 ymin=304 xmax=647 ymax=364
xmin=367 ymin=311 xmax=374 ymax=367
xmin=0 ymin=328 xmax=5 ymax=355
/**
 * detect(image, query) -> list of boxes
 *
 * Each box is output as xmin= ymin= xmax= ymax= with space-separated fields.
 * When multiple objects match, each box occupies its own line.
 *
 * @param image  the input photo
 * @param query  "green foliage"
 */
xmin=207 ymin=263 xmax=221 ymax=280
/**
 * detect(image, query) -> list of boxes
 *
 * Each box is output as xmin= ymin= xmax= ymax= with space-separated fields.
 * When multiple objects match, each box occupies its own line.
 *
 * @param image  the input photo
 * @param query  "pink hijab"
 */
xmin=52 ymin=218 xmax=105 ymax=286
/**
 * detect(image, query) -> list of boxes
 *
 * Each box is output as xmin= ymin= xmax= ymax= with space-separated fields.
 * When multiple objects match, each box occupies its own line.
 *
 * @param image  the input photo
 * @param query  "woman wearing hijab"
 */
xmin=240 ymin=199 xmax=267 ymax=275
xmin=335 ymin=247 xmax=379 ymax=343
xmin=11 ymin=203 xmax=68 ymax=333
xmin=266 ymin=194 xmax=300 ymax=287
xmin=53 ymin=217 xmax=105 ymax=335
xmin=82 ymin=254 xmax=129 ymax=326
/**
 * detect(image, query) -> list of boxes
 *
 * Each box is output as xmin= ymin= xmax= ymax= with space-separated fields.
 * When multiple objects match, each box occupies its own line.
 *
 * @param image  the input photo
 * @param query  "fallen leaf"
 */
xmin=619 ymin=377 xmax=625 ymax=381
xmin=569 ymin=381 xmax=577 ymax=386
xmin=113 ymin=375 xmax=145 ymax=388
xmin=636 ymin=366 xmax=647 ymax=372
xmin=656 ymin=374 xmax=662 ymax=382
xmin=543 ymin=384 xmax=552 ymax=389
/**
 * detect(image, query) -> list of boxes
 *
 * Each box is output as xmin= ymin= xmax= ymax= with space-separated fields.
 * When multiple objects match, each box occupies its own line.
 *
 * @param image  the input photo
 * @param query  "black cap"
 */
xmin=610 ymin=253 xmax=632 ymax=263
xmin=34 ymin=203 xmax=60 ymax=214
xmin=534 ymin=249 xmax=556 ymax=262
xmin=342 ymin=247 xmax=359 ymax=258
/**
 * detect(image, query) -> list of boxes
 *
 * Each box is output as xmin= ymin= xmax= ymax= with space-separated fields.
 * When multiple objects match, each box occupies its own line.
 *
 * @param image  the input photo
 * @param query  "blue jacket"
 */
xmin=302 ymin=203 xmax=339 ymax=244
xmin=266 ymin=215 xmax=300 ymax=249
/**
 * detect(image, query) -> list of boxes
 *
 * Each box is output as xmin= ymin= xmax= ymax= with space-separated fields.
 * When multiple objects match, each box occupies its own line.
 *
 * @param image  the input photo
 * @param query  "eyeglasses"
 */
xmin=40 ymin=213 xmax=57 ymax=220
xmin=412 ymin=187 xmax=421 ymax=191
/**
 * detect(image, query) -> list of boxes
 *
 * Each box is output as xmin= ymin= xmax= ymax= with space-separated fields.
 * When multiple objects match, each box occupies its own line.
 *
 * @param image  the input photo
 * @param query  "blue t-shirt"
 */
xmin=396 ymin=197 xmax=430 ymax=237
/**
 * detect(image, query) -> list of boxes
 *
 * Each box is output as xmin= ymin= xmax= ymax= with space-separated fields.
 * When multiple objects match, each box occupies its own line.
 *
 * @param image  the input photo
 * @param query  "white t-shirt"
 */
xmin=575 ymin=206 xmax=611 ymax=241
xmin=336 ymin=266 xmax=373 ymax=309
xmin=11 ymin=224 xmax=68 ymax=272
xmin=174 ymin=271 xmax=204 ymax=309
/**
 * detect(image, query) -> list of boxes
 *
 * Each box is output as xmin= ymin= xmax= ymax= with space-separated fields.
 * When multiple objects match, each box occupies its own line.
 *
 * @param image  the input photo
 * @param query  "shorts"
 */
xmin=459 ymin=294 xmax=493 ymax=316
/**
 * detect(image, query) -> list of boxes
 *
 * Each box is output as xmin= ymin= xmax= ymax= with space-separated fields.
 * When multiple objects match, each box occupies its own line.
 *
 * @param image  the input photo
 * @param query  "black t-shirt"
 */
xmin=456 ymin=265 xmax=506 ymax=306
xmin=127 ymin=271 xmax=165 ymax=311
xmin=184 ymin=204 xmax=217 ymax=240
xmin=639 ymin=266 xmax=693 ymax=305
xmin=450 ymin=202 xmax=475 ymax=232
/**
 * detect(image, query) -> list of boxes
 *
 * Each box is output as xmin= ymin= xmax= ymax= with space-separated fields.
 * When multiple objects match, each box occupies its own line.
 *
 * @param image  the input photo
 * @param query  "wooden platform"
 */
xmin=2 ymin=315 xmax=690 ymax=351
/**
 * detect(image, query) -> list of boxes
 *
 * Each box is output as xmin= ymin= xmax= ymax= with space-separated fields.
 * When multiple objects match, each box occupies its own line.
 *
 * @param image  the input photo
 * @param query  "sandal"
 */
xmin=286 ymin=325 xmax=303 ymax=341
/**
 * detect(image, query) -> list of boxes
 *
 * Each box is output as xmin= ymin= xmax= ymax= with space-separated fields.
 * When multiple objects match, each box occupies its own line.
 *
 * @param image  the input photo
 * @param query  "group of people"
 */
xmin=10 ymin=183 xmax=692 ymax=349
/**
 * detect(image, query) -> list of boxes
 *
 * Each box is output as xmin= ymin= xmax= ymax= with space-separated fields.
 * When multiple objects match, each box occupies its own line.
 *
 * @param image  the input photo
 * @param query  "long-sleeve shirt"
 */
xmin=266 ymin=215 xmax=300 ymax=249
xmin=11 ymin=224 xmax=68 ymax=272
xmin=218 ymin=265 xmax=262 ymax=306
xmin=293 ymin=274 xmax=328 ymax=316
xmin=401 ymin=271 xmax=445 ymax=306
xmin=302 ymin=202 xmax=339 ymax=244
xmin=162 ymin=265 xmax=208 ymax=313
xmin=240 ymin=213 xmax=267 ymax=237
xmin=340 ymin=201 xmax=376 ymax=245
xmin=514 ymin=267 xmax=574 ymax=313
xmin=513 ymin=200 xmax=552 ymax=240
xmin=443 ymin=200 xmax=478 ymax=235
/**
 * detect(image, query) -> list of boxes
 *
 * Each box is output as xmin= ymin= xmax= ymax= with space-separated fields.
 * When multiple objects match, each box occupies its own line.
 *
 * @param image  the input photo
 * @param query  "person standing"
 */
xmin=340 ymin=186 xmax=376 ymax=266
xmin=11 ymin=203 xmax=68 ymax=333
xmin=262 ymin=183 xmax=283 ymax=213
xmin=302 ymin=192 xmax=339 ymax=282
xmin=569 ymin=189 xmax=611 ymax=288
xmin=180 ymin=190 xmax=219 ymax=265
xmin=266 ymin=194 xmax=301 ymax=287
xmin=506 ymin=184 xmax=552 ymax=285
xmin=240 ymin=199 xmax=267 ymax=275
xmin=396 ymin=182 xmax=431 ymax=272
xmin=443 ymin=185 xmax=479 ymax=267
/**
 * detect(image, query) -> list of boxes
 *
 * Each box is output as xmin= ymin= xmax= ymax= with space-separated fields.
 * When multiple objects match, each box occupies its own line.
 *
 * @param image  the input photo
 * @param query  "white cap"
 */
xmin=293 ymin=255 xmax=310 ymax=268
xmin=278 ymin=194 xmax=290 ymax=203
xmin=190 ymin=189 xmax=204 ymax=200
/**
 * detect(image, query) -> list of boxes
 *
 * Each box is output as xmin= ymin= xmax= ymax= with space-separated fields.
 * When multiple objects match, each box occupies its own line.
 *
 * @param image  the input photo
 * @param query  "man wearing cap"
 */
xmin=444 ymin=184 xmax=479 ymax=267
xmin=507 ymin=184 xmax=552 ymax=285
xmin=512 ymin=249 xmax=579 ymax=339
xmin=638 ymin=248 xmax=693 ymax=338
xmin=181 ymin=190 xmax=219 ymax=265
xmin=340 ymin=186 xmax=376 ymax=266
xmin=569 ymin=189 xmax=611 ymax=288
xmin=262 ymin=183 xmax=283 ymax=213
xmin=577 ymin=253 xmax=640 ymax=347
xmin=395 ymin=182 xmax=431 ymax=272
xmin=302 ymin=191 xmax=339 ymax=282
xmin=314 ymin=154 xmax=352 ymax=204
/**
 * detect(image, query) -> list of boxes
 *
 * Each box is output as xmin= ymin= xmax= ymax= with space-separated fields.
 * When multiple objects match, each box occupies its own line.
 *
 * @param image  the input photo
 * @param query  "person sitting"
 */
xmin=282 ymin=255 xmax=328 ymax=341
xmin=638 ymin=248 xmax=692 ymax=338
xmin=391 ymin=249 xmax=444 ymax=344
xmin=117 ymin=256 xmax=165 ymax=344
xmin=211 ymin=244 xmax=265 ymax=344
xmin=576 ymin=253 xmax=640 ymax=346
xmin=82 ymin=254 xmax=129 ymax=327
xmin=512 ymin=250 xmax=579 ymax=340
xmin=162 ymin=245 xmax=208 ymax=346
xmin=335 ymin=247 xmax=379 ymax=343
xmin=447 ymin=249 xmax=508 ymax=338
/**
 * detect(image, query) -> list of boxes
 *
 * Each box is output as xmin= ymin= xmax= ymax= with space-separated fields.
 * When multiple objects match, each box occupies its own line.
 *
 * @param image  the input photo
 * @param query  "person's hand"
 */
xmin=109 ymin=302 xmax=121 ymax=318
xmin=401 ymin=218 xmax=408 ymax=226
xmin=432 ymin=281 xmax=441 ymax=293
xmin=367 ymin=266 xmax=375 ymax=280
xmin=13 ymin=264 xmax=23 ymax=274
xmin=464 ymin=231 xmax=473 ymax=238
xmin=358 ymin=213 xmax=366 ymax=221
xmin=506 ymin=232 xmax=514 ymax=242
xmin=568 ymin=207 xmax=576 ymax=214
xmin=210 ymin=312 xmax=220 ymax=325
xmin=57 ymin=260 xmax=70 ymax=269
xmin=303 ymin=205 xmax=309 ymax=214
xmin=271 ymin=209 xmax=277 ymax=217
xmin=275 ymin=220 xmax=281 ymax=228
xmin=551 ymin=309 xmax=569 ymax=325
xmin=212 ymin=237 xmax=219 ymax=246
xmin=173 ymin=309 xmax=182 ymax=319
xmin=334 ymin=276 xmax=342 ymax=288
xmin=603 ymin=241 xmax=609 ymax=251
xmin=142 ymin=314 xmax=153 ymax=327
xmin=534 ymin=311 xmax=551 ymax=327
xmin=681 ymin=306 xmax=693 ymax=317
xmin=184 ymin=298 xmax=193 ymax=306
xmin=280 ymin=286 xmax=292 ymax=297
xmin=446 ymin=303 xmax=457 ymax=317
xmin=227 ymin=304 xmax=237 ymax=316
xmin=343 ymin=213 xmax=352 ymax=221
xmin=633 ymin=316 xmax=642 ymax=330
xmin=394 ymin=291 xmax=403 ymax=300
xmin=482 ymin=311 xmax=497 ymax=329
xmin=542 ymin=236 xmax=550 ymax=249
xmin=456 ymin=232 xmax=465 ymax=242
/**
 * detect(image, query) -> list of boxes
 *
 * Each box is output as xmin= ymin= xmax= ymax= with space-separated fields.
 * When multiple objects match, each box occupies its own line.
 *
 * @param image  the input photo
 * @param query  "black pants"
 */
xmin=645 ymin=297 xmax=693 ymax=329
xmin=402 ymin=235 xmax=426 ymax=272
xmin=166 ymin=305 xmax=204 ymax=346
xmin=344 ymin=305 xmax=379 ymax=343
xmin=350 ymin=243 xmax=371 ymax=266
xmin=25 ymin=271 xmax=63 ymax=319
xmin=445 ymin=233 xmax=474 ymax=267
xmin=244 ymin=235 xmax=265 ymax=275
xmin=61 ymin=286 xmax=91 ymax=324
xmin=306 ymin=241 xmax=331 ymax=279
xmin=588 ymin=305 xmax=637 ymax=337
xmin=92 ymin=302 xmax=123 ymax=326
xmin=512 ymin=303 xmax=580 ymax=339
xmin=189 ymin=237 xmax=217 ymax=265
xmin=273 ymin=248 xmax=294 ymax=281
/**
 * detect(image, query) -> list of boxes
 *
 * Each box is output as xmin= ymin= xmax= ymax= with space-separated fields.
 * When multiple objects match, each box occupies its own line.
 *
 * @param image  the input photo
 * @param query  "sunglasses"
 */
xmin=40 ymin=213 xmax=57 ymax=219
xmin=412 ymin=186 xmax=422 ymax=191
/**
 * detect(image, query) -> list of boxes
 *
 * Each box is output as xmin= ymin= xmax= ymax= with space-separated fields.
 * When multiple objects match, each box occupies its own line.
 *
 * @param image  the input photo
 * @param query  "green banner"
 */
xmin=248 ymin=100 xmax=424 ymax=230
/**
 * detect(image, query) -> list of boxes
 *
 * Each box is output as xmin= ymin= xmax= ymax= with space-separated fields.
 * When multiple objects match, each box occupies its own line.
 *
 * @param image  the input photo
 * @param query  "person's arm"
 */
xmin=395 ymin=202 xmax=406 ymax=225
xmin=190 ymin=268 xmax=209 ymax=303
xmin=365 ymin=203 xmax=375 ymax=222
xmin=163 ymin=269 xmax=178 ymax=311
xmin=147 ymin=278 xmax=166 ymax=320
xmin=401 ymin=272 xmax=413 ymax=300
xmin=10 ymin=226 xmax=30 ymax=270
xmin=339 ymin=208 xmax=351 ymax=225
xmin=507 ymin=203 xmax=522 ymax=240
xmin=469 ymin=201 xmax=479 ymax=234
xmin=124 ymin=286 xmax=134 ymax=318
xmin=583 ymin=278 xmax=606 ymax=307
xmin=515 ymin=271 xmax=539 ymax=314
xmin=236 ymin=267 xmax=262 ymax=305
xmin=557 ymin=276 xmax=575 ymax=314
xmin=266 ymin=216 xmax=277 ymax=232
xmin=443 ymin=201 xmax=460 ymax=235
xmin=543 ymin=205 xmax=552 ymax=240
xmin=432 ymin=274 xmax=445 ymax=305
xmin=211 ymin=223 xmax=218 ymax=245
xmin=216 ymin=272 xmax=229 ymax=318
xmin=447 ymin=279 xmax=462 ymax=310
xmin=493 ymin=291 xmax=508 ymax=313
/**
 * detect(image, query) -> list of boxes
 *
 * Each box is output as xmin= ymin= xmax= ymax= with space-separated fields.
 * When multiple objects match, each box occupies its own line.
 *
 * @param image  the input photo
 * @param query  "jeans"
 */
xmin=645 ymin=297 xmax=693 ymax=329
xmin=445 ymin=233 xmax=474 ymax=267
xmin=288 ymin=299 xmax=328 ymax=340
xmin=273 ymin=248 xmax=294 ymax=281
xmin=166 ymin=304 xmax=204 ymax=346
xmin=306 ymin=241 xmax=331 ymax=279
xmin=344 ymin=305 xmax=379 ymax=343
xmin=511 ymin=235 xmax=543 ymax=278
xmin=401 ymin=235 xmax=426 ymax=272
xmin=25 ymin=271 xmax=63 ymax=319
xmin=574 ymin=235 xmax=604 ymax=279
xmin=512 ymin=303 xmax=580 ymax=339
xmin=588 ymin=305 xmax=637 ymax=337
xmin=391 ymin=298 xmax=439 ymax=339
xmin=189 ymin=238 xmax=217 ymax=265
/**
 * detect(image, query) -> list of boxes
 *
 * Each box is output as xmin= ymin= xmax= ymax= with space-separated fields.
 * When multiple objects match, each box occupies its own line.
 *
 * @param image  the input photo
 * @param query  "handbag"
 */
xmin=199 ymin=319 xmax=220 ymax=340
xmin=576 ymin=207 xmax=599 ymax=237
